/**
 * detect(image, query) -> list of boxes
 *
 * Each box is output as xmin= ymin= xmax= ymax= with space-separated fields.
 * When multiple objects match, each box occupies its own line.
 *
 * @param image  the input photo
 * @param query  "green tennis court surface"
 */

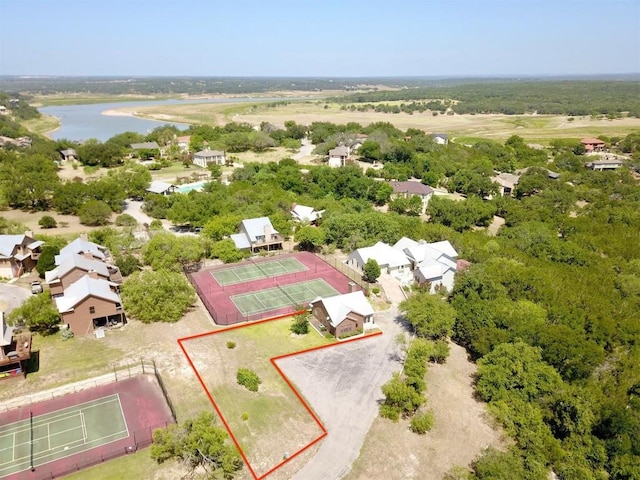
xmin=0 ymin=395 xmax=128 ymax=478
xmin=231 ymin=278 xmax=339 ymax=316
xmin=212 ymin=257 xmax=308 ymax=286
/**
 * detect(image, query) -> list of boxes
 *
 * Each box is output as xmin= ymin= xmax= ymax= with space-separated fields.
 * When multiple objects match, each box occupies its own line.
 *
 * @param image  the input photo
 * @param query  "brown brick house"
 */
xmin=45 ymin=253 xmax=122 ymax=297
xmin=55 ymin=275 xmax=125 ymax=336
xmin=0 ymin=232 xmax=43 ymax=278
xmin=310 ymin=291 xmax=374 ymax=338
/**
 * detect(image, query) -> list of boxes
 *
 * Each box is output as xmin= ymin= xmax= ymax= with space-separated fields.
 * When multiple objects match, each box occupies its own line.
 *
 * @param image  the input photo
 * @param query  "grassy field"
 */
xmin=32 ymin=94 xmax=173 ymax=107
xmin=181 ymin=318 xmax=333 ymax=476
xmin=23 ymin=115 xmax=61 ymax=136
xmin=122 ymin=100 xmax=640 ymax=143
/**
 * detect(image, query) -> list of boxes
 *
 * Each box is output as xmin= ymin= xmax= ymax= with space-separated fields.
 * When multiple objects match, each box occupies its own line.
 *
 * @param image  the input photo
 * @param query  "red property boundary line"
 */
xmin=178 ymin=313 xmax=382 ymax=480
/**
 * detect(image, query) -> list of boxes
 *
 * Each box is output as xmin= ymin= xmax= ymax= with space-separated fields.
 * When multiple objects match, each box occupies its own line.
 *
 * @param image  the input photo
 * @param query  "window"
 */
xmin=89 ymin=306 xmax=95 ymax=314
xmin=116 ymin=303 xmax=122 ymax=310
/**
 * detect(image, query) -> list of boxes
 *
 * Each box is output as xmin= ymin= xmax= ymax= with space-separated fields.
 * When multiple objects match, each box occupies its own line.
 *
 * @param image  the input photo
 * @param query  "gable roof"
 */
xmin=45 ymin=253 xmax=110 ymax=284
xmin=194 ymin=149 xmax=225 ymax=157
xmin=241 ymin=217 xmax=277 ymax=242
xmin=0 ymin=234 xmax=38 ymax=258
xmin=60 ymin=148 xmax=77 ymax=157
xmin=580 ymin=137 xmax=606 ymax=145
xmin=492 ymin=172 xmax=520 ymax=188
xmin=291 ymin=204 xmax=324 ymax=223
xmin=431 ymin=133 xmax=448 ymax=139
xmin=389 ymin=181 xmax=434 ymax=196
xmin=130 ymin=141 xmax=160 ymax=150
xmin=311 ymin=291 xmax=374 ymax=328
xmin=329 ymin=145 xmax=349 ymax=157
xmin=55 ymin=276 xmax=121 ymax=313
xmin=351 ymin=241 xmax=411 ymax=269
xmin=57 ymin=237 xmax=107 ymax=263
xmin=146 ymin=180 xmax=175 ymax=194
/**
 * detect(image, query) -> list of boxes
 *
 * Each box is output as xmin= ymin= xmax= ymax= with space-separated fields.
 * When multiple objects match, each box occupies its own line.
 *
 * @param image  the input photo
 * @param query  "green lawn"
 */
xmin=181 ymin=317 xmax=333 ymax=469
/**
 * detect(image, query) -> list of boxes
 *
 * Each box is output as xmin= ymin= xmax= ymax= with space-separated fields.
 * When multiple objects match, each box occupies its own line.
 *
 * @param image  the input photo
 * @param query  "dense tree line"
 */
xmin=329 ymin=81 xmax=640 ymax=117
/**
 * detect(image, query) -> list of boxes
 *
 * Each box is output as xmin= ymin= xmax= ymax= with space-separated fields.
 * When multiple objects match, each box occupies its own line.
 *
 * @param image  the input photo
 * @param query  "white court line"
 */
xmin=115 ymin=394 xmax=129 ymax=438
xmin=81 ymin=412 xmax=87 ymax=443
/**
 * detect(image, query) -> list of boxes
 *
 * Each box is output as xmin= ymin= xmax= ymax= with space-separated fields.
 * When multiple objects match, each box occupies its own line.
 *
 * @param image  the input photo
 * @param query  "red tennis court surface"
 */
xmin=0 ymin=375 xmax=174 ymax=480
xmin=189 ymin=252 xmax=360 ymax=325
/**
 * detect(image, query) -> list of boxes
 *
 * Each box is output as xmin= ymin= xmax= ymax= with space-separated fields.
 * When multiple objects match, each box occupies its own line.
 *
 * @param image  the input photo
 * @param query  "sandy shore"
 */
xmin=102 ymin=108 xmax=136 ymax=117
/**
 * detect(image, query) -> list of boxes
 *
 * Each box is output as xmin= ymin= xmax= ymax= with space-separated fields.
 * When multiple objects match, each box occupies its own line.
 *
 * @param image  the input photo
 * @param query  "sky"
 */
xmin=1 ymin=0 xmax=639 ymax=77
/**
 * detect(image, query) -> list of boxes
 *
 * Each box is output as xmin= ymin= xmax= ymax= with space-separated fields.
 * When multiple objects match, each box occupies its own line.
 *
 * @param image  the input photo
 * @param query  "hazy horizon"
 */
xmin=1 ymin=0 xmax=639 ymax=77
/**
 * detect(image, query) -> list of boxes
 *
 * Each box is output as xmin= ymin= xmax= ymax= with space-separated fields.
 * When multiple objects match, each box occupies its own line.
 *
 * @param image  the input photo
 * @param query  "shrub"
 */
xmin=237 ymin=368 xmax=261 ymax=392
xmin=429 ymin=340 xmax=450 ymax=364
xmin=241 ymin=412 xmax=249 ymax=421
xmin=410 ymin=410 xmax=434 ymax=434
xmin=115 ymin=213 xmax=137 ymax=227
xmin=227 ymin=341 xmax=236 ymax=349
xmin=60 ymin=328 xmax=74 ymax=340
xmin=290 ymin=312 xmax=310 ymax=335
xmin=115 ymin=254 xmax=140 ymax=277
xmin=149 ymin=219 xmax=164 ymax=230
xmin=38 ymin=215 xmax=57 ymax=229
xmin=371 ymin=287 xmax=380 ymax=295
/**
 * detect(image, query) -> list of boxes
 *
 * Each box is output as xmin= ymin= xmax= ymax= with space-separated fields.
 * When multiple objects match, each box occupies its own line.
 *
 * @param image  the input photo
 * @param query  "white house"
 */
xmin=491 ymin=172 xmax=521 ymax=196
xmin=291 ymin=204 xmax=324 ymax=224
xmin=146 ymin=180 xmax=176 ymax=196
xmin=230 ymin=217 xmax=283 ymax=253
xmin=346 ymin=241 xmax=412 ymax=278
xmin=328 ymin=145 xmax=350 ymax=167
xmin=431 ymin=133 xmax=448 ymax=145
xmin=193 ymin=149 xmax=226 ymax=168
xmin=346 ymin=237 xmax=461 ymax=292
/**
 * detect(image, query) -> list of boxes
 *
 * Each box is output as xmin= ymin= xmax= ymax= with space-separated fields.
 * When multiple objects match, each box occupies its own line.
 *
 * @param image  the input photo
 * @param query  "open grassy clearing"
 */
xmin=181 ymin=318 xmax=334 ymax=476
xmin=32 ymin=94 xmax=174 ymax=107
xmin=123 ymin=100 xmax=640 ymax=142
xmin=23 ymin=114 xmax=61 ymax=136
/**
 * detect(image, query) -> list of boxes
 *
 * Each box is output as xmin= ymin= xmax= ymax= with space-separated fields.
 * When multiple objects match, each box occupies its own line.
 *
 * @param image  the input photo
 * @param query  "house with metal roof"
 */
xmin=45 ymin=253 xmax=122 ymax=297
xmin=491 ymin=172 xmax=521 ymax=196
xmin=345 ymin=241 xmax=412 ymax=276
xmin=193 ymin=149 xmax=226 ymax=168
xmin=146 ymin=180 xmax=176 ymax=196
xmin=0 ymin=232 xmax=43 ymax=278
xmin=55 ymin=274 xmax=125 ymax=336
xmin=328 ymin=145 xmax=350 ymax=167
xmin=431 ymin=133 xmax=448 ymax=145
xmin=56 ymin=234 xmax=109 ymax=264
xmin=291 ymin=204 xmax=324 ymax=224
xmin=309 ymin=291 xmax=374 ymax=338
xmin=230 ymin=217 xmax=283 ymax=253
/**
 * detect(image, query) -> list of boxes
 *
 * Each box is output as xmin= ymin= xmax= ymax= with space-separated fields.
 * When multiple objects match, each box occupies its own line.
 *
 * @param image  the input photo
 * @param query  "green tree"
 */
xmin=476 ymin=341 xmax=563 ymax=403
xmin=78 ymin=200 xmax=112 ymax=226
xmin=35 ymin=245 xmax=60 ymax=278
xmin=120 ymin=269 xmax=195 ymax=323
xmin=114 ymin=213 xmax=137 ymax=227
xmin=142 ymin=232 xmax=205 ymax=272
xmin=210 ymin=238 xmax=248 ymax=264
xmin=379 ymin=372 xmax=424 ymax=421
xmin=151 ymin=411 xmax=243 ymax=479
xmin=8 ymin=292 xmax=60 ymax=334
xmin=236 ymin=368 xmax=261 ymax=392
xmin=202 ymin=215 xmax=241 ymax=242
xmin=363 ymin=258 xmax=381 ymax=283
xmin=400 ymin=293 xmax=456 ymax=340
xmin=38 ymin=215 xmax=57 ymax=229
xmin=290 ymin=311 xmax=310 ymax=335
xmin=295 ymin=225 xmax=326 ymax=252
xmin=115 ymin=253 xmax=140 ymax=277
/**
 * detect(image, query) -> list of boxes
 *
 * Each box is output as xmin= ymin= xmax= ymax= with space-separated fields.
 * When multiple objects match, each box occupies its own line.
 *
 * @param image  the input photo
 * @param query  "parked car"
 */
xmin=31 ymin=281 xmax=43 ymax=294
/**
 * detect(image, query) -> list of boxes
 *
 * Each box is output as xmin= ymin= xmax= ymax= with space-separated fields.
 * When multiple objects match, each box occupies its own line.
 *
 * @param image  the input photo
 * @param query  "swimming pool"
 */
xmin=176 ymin=181 xmax=207 ymax=193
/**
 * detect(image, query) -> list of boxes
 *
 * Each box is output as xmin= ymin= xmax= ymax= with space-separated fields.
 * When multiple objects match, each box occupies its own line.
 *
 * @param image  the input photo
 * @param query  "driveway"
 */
xmin=293 ymin=139 xmax=315 ymax=162
xmin=279 ymin=306 xmax=407 ymax=480
xmin=0 ymin=283 xmax=31 ymax=315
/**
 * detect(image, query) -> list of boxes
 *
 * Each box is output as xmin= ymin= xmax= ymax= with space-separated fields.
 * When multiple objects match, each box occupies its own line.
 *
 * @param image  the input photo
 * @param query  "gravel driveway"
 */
xmin=0 ymin=283 xmax=31 ymax=315
xmin=279 ymin=306 xmax=406 ymax=480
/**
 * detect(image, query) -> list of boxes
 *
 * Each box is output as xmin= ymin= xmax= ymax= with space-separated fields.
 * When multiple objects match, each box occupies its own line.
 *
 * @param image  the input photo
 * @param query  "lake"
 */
xmin=39 ymin=97 xmax=294 ymax=142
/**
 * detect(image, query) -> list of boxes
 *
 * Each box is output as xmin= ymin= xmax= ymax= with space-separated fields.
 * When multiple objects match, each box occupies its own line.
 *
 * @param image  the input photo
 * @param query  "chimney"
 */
xmin=264 ymin=223 xmax=272 ymax=240
xmin=25 ymin=230 xmax=34 ymax=238
xmin=80 ymin=233 xmax=89 ymax=241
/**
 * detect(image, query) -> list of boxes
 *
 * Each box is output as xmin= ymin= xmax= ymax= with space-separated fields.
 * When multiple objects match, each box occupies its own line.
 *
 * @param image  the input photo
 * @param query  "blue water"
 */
xmin=175 ymin=181 xmax=207 ymax=194
xmin=39 ymin=96 xmax=300 ymax=142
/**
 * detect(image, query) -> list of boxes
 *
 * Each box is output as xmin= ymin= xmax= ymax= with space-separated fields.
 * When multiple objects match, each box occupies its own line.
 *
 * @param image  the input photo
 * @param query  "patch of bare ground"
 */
xmin=344 ymin=342 xmax=504 ymax=480
xmin=0 ymin=208 xmax=100 ymax=237
xmin=487 ymin=215 xmax=506 ymax=236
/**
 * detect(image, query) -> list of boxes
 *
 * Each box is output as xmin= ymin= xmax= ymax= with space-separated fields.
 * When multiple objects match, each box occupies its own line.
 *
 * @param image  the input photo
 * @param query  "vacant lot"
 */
xmin=121 ymin=100 xmax=640 ymax=143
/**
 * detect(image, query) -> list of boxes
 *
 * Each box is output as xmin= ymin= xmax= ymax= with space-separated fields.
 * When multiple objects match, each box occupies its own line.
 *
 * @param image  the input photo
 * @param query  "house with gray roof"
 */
xmin=193 ymin=149 xmax=226 ymax=168
xmin=431 ymin=133 xmax=448 ymax=145
xmin=55 ymin=274 xmax=125 ymax=336
xmin=0 ymin=232 xmax=43 ymax=278
xmin=310 ymin=291 xmax=374 ymax=338
xmin=491 ymin=172 xmax=521 ymax=196
xmin=146 ymin=180 xmax=176 ymax=196
xmin=230 ymin=217 xmax=283 ymax=253
xmin=45 ymin=253 xmax=122 ymax=297
xmin=56 ymin=234 xmax=109 ymax=264
xmin=59 ymin=148 xmax=77 ymax=162
xmin=328 ymin=145 xmax=350 ymax=167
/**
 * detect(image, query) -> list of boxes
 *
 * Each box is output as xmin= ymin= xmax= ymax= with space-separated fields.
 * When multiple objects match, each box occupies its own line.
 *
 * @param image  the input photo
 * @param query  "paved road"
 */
xmin=293 ymin=139 xmax=315 ymax=161
xmin=0 ymin=283 xmax=31 ymax=315
xmin=281 ymin=306 xmax=406 ymax=480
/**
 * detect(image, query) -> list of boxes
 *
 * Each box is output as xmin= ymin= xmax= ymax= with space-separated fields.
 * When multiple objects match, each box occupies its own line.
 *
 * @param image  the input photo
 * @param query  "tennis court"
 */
xmin=0 ymin=395 xmax=128 ymax=478
xmin=212 ymin=257 xmax=308 ymax=286
xmin=231 ymin=278 xmax=339 ymax=316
